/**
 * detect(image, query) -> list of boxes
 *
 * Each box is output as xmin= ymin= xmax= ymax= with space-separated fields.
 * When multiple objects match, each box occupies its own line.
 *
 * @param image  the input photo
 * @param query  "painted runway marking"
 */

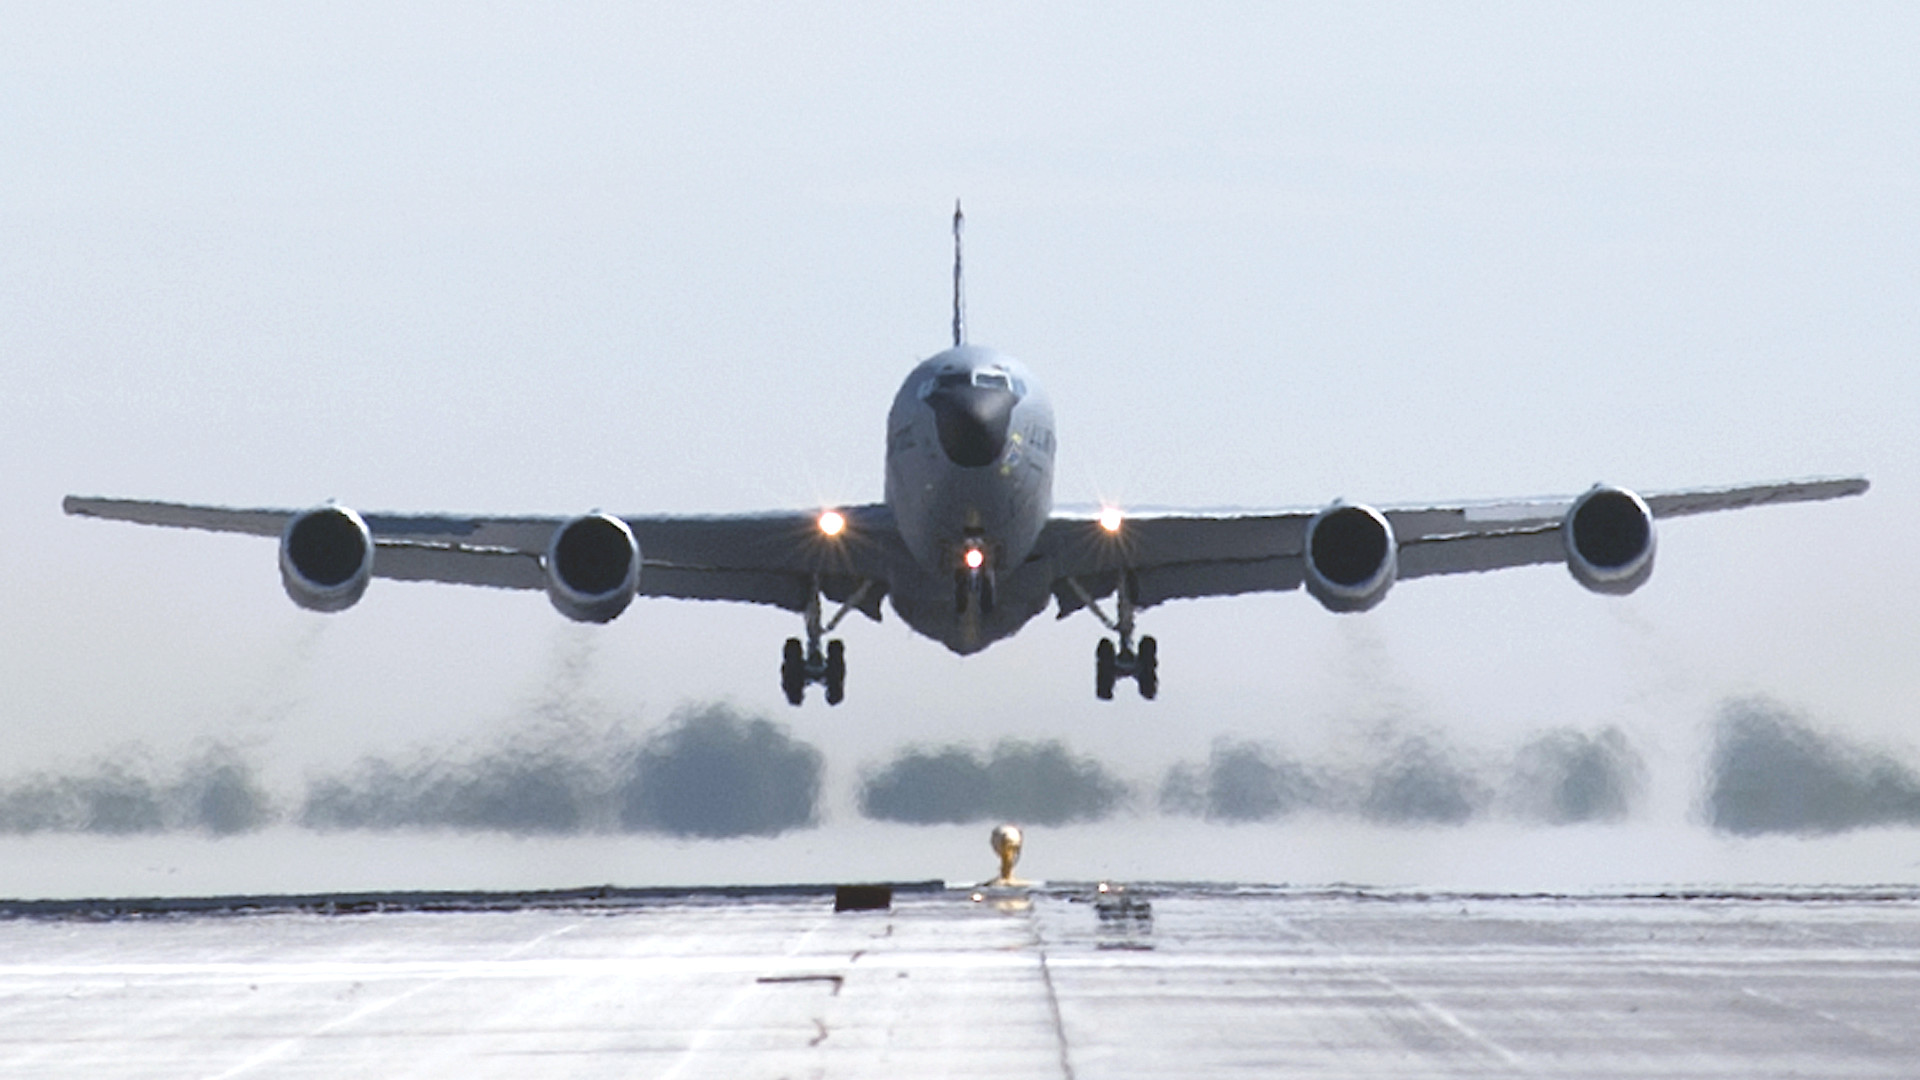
xmin=197 ymin=918 xmax=586 ymax=1080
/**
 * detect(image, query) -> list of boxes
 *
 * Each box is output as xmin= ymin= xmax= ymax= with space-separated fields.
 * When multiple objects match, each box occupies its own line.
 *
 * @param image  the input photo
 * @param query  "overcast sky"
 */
xmin=2 ymin=3 xmax=1915 ymax=895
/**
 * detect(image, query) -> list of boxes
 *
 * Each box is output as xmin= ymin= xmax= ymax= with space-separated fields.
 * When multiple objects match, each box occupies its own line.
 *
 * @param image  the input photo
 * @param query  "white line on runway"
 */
xmin=197 ymin=918 xmax=586 ymax=1080
xmin=652 ymin=909 xmax=836 ymax=1080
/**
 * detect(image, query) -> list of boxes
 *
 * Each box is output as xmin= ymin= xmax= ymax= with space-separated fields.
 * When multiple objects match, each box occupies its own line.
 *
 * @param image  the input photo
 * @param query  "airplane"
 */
xmin=65 ymin=204 xmax=1869 ymax=705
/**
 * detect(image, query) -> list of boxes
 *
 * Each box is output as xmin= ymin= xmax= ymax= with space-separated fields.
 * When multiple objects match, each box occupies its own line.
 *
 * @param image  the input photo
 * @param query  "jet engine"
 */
xmin=1564 ymin=485 xmax=1656 ymax=595
xmin=279 ymin=505 xmax=374 ymax=613
xmin=1304 ymin=502 xmax=1397 ymax=613
xmin=545 ymin=513 xmax=641 ymax=623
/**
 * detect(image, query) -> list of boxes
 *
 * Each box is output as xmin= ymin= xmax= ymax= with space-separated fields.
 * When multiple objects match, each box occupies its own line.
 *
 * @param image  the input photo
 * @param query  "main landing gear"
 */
xmin=781 ymin=579 xmax=868 ymax=706
xmin=1096 ymin=634 xmax=1157 ymax=701
xmin=781 ymin=637 xmax=844 ymax=706
xmin=1070 ymin=572 xmax=1158 ymax=700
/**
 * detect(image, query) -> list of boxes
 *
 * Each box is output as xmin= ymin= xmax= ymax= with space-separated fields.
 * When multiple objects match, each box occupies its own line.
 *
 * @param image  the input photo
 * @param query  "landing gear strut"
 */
xmin=781 ymin=578 xmax=865 ymax=706
xmin=1073 ymin=573 xmax=1157 ymax=700
xmin=954 ymin=542 xmax=995 ymax=615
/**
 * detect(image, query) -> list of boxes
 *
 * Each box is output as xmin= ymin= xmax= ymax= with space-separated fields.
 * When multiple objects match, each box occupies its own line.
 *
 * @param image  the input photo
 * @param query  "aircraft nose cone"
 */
xmin=929 ymin=385 xmax=1017 ymax=467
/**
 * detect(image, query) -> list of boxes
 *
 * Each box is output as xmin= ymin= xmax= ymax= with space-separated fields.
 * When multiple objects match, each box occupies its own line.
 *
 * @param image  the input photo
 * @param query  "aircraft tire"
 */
xmin=1137 ymin=635 xmax=1158 ymax=700
xmin=824 ymin=639 xmax=846 ymax=706
xmin=781 ymin=638 xmax=806 ymax=705
xmin=1096 ymin=638 xmax=1117 ymax=700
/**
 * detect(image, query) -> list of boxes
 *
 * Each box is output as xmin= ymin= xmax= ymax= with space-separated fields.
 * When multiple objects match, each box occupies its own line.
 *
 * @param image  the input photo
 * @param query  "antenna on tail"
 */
xmin=951 ymin=200 xmax=966 ymax=347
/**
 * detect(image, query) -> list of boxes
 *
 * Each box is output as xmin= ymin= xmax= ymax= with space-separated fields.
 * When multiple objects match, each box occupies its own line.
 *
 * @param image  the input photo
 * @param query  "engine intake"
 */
xmin=280 ymin=505 xmax=374 ymax=613
xmin=1304 ymin=502 xmax=1397 ymax=613
xmin=1564 ymin=485 xmax=1656 ymax=595
xmin=546 ymin=513 xmax=641 ymax=623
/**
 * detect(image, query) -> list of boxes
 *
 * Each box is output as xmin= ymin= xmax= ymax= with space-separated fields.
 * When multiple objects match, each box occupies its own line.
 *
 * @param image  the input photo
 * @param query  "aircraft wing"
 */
xmin=1039 ymin=476 xmax=1868 ymax=612
xmin=61 ymin=496 xmax=901 ymax=615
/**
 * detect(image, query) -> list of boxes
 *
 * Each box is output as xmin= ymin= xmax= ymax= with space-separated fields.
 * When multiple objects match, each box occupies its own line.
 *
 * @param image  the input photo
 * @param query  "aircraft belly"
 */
xmin=888 ymin=456 xmax=1045 ymax=563
xmin=887 ymin=555 xmax=1054 ymax=656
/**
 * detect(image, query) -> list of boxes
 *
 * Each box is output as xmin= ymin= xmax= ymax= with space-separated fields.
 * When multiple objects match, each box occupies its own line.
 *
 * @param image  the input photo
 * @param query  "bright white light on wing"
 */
xmin=817 ymin=510 xmax=846 ymax=537
xmin=963 ymin=547 xmax=985 ymax=570
xmin=1098 ymin=506 xmax=1124 ymax=534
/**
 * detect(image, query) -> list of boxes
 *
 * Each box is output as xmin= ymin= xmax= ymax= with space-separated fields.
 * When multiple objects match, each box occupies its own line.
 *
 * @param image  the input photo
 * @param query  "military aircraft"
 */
xmin=65 ymin=206 xmax=1868 ymax=704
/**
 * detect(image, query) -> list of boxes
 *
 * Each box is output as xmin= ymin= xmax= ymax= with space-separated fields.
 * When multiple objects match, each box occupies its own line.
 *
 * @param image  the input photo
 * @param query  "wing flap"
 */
xmin=1040 ymin=512 xmax=1309 ymax=578
xmin=370 ymin=544 xmax=829 ymax=611
xmin=1137 ymin=556 xmax=1305 ymax=605
xmin=639 ymin=565 xmax=813 ymax=611
xmin=1397 ymin=526 xmax=1566 ymax=580
xmin=372 ymin=543 xmax=545 ymax=590
xmin=1387 ymin=503 xmax=1567 ymax=541
xmin=625 ymin=506 xmax=897 ymax=576
xmin=362 ymin=514 xmax=557 ymax=552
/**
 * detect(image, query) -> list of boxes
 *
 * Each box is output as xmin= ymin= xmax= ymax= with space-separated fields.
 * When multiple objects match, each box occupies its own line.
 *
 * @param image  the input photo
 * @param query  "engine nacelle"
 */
xmin=279 ymin=505 xmax=374 ymax=613
xmin=1564 ymin=485 xmax=1656 ymax=595
xmin=545 ymin=513 xmax=641 ymax=623
xmin=1304 ymin=502 xmax=1397 ymax=613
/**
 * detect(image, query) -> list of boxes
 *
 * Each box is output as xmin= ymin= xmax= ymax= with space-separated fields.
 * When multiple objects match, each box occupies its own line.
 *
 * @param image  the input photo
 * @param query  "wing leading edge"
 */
xmin=1038 ymin=476 xmax=1868 ymax=613
xmin=61 ymin=496 xmax=899 ymax=615
xmin=65 ymin=475 xmax=1865 ymax=616
xmin=64 ymin=475 xmax=1865 ymax=707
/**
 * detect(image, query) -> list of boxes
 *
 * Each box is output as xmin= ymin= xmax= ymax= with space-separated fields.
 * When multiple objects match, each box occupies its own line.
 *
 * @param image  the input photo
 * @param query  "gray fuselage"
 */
xmin=883 ymin=345 xmax=1057 ymax=654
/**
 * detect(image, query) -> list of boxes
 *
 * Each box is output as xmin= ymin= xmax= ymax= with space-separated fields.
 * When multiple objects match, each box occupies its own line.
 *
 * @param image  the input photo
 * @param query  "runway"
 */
xmin=0 ymin=884 xmax=1915 ymax=1078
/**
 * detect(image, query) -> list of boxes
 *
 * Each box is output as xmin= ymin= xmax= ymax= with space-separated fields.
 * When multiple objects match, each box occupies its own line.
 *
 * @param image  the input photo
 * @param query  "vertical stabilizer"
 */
xmin=951 ymin=200 xmax=966 ymax=347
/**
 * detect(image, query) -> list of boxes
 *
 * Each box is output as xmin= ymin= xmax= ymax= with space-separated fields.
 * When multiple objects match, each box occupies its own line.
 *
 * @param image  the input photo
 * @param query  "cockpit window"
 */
xmin=921 ymin=366 xmax=1022 ymax=400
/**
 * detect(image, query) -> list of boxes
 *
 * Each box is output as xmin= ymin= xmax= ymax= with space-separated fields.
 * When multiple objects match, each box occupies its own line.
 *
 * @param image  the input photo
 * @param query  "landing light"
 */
xmin=817 ymin=510 xmax=846 ymax=538
xmin=1098 ymin=506 xmax=1124 ymax=534
xmin=963 ymin=547 xmax=985 ymax=570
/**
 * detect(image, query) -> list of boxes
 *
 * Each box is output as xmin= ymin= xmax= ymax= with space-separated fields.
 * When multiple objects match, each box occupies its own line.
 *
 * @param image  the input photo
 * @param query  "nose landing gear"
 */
xmin=954 ymin=543 xmax=995 ymax=615
xmin=954 ymin=567 xmax=996 ymax=615
xmin=780 ymin=579 xmax=865 ymax=706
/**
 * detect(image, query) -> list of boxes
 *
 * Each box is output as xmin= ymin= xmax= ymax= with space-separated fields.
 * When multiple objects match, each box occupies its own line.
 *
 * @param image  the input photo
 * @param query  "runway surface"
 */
xmin=0 ymin=884 xmax=1916 ymax=1078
